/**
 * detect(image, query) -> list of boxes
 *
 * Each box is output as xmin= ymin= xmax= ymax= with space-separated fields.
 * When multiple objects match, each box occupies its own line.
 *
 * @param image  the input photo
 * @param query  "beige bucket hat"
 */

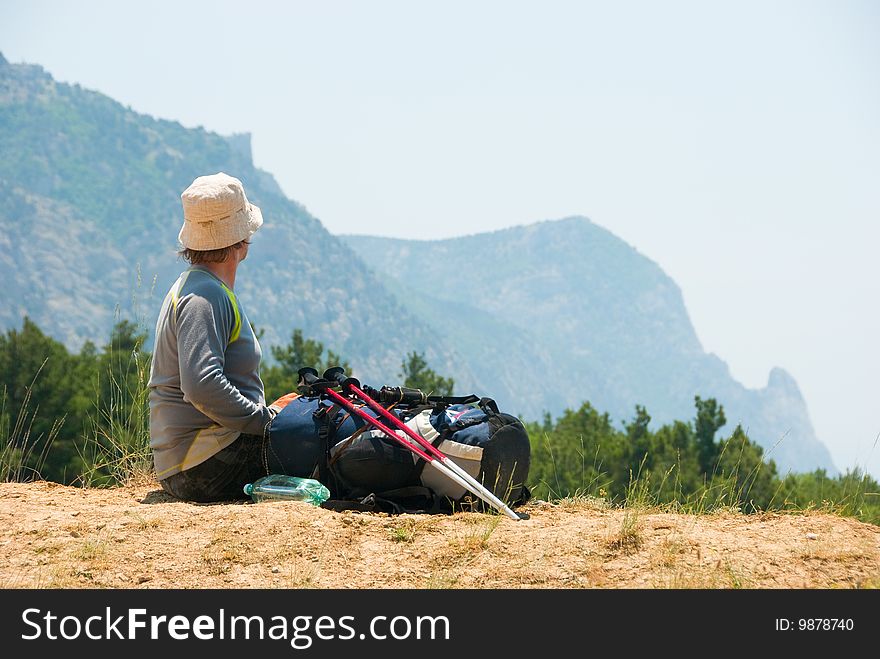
xmin=178 ymin=172 xmax=263 ymax=250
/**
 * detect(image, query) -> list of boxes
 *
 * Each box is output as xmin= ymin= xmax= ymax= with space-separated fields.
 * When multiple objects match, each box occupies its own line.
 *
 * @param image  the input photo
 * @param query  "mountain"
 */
xmin=343 ymin=222 xmax=837 ymax=474
xmin=0 ymin=53 xmax=836 ymax=474
xmin=0 ymin=53 xmax=473 ymax=386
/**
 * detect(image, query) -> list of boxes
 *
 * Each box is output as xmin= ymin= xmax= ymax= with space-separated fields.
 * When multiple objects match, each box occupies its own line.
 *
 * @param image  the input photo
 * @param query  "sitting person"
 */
xmin=148 ymin=172 xmax=295 ymax=502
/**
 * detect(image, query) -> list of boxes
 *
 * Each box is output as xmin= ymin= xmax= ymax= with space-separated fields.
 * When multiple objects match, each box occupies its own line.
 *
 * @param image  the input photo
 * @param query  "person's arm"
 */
xmin=176 ymin=292 xmax=273 ymax=435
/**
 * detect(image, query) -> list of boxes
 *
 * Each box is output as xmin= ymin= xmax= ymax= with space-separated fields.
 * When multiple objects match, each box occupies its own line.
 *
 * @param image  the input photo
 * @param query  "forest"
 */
xmin=1 ymin=317 xmax=876 ymax=524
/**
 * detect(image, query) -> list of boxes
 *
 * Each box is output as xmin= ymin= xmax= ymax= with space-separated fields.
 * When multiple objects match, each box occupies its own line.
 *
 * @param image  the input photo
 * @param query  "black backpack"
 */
xmin=265 ymin=394 xmax=531 ymax=515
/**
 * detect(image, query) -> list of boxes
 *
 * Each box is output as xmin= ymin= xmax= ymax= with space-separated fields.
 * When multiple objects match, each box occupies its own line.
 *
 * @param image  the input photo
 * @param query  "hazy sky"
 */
xmin=2 ymin=0 xmax=878 ymax=478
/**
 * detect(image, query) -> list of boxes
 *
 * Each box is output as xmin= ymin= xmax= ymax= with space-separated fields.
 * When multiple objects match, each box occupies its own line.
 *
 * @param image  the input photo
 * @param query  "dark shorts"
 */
xmin=159 ymin=433 xmax=268 ymax=503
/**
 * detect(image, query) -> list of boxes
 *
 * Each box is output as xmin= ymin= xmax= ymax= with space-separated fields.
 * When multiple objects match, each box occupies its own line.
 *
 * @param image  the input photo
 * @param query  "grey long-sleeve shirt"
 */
xmin=148 ymin=266 xmax=273 ymax=479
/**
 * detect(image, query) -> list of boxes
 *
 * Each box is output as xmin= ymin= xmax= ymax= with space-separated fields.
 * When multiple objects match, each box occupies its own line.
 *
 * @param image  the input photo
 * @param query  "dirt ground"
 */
xmin=1 ymin=480 xmax=878 ymax=589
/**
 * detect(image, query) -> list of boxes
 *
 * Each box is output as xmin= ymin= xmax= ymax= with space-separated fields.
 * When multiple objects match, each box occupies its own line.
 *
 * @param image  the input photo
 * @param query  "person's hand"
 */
xmin=268 ymin=391 xmax=300 ymax=415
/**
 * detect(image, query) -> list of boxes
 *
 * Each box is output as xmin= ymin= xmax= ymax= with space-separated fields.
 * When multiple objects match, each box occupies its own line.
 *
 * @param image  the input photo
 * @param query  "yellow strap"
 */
xmin=218 ymin=280 xmax=242 ymax=344
xmin=173 ymin=269 xmax=241 ymax=345
xmin=170 ymin=270 xmax=192 ymax=315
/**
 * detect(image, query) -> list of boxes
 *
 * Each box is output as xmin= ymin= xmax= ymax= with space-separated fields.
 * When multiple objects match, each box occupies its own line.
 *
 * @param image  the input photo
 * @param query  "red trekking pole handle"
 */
xmin=297 ymin=368 xmax=433 ymax=463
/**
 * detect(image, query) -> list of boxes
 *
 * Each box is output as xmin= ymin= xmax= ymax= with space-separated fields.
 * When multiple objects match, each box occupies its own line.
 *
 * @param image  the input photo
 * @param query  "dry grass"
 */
xmin=799 ymin=538 xmax=875 ymax=563
xmin=388 ymin=517 xmax=431 ymax=543
xmin=606 ymin=507 xmax=643 ymax=553
xmin=855 ymin=574 xmax=880 ymax=589
xmin=1 ymin=481 xmax=879 ymax=589
xmin=455 ymin=514 xmax=502 ymax=550
xmin=423 ymin=569 xmax=460 ymax=589
xmin=556 ymin=492 xmax=610 ymax=512
xmin=651 ymin=536 xmax=689 ymax=569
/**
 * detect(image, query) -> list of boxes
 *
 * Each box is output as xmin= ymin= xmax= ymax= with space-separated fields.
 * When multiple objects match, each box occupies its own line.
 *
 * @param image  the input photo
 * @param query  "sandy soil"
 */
xmin=1 ymin=480 xmax=878 ymax=589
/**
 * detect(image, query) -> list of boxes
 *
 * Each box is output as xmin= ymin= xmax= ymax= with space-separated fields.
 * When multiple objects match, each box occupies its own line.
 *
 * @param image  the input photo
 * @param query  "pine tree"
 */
xmin=398 ymin=351 xmax=454 ymax=396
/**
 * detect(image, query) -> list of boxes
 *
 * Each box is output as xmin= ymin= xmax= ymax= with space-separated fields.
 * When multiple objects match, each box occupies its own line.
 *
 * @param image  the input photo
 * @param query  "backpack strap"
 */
xmin=376 ymin=486 xmax=448 ymax=514
xmin=314 ymin=402 xmax=346 ymax=497
xmin=368 ymin=386 xmax=479 ymax=408
xmin=321 ymin=487 xmax=448 ymax=516
xmin=513 ymin=484 xmax=532 ymax=508
xmin=428 ymin=393 xmax=480 ymax=405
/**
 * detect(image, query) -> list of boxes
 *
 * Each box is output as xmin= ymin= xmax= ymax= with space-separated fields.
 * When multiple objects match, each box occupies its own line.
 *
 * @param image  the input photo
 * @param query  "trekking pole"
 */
xmin=361 ymin=385 xmax=479 ymax=407
xmin=323 ymin=367 xmax=526 ymax=521
xmin=296 ymin=368 xmax=506 ymax=517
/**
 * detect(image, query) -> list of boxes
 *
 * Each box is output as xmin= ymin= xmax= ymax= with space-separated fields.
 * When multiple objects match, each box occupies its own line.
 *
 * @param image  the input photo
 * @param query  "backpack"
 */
xmin=265 ymin=394 xmax=531 ymax=515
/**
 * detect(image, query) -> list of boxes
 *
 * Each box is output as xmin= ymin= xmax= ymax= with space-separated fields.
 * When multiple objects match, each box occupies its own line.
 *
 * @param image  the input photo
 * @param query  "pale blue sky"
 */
xmin=2 ymin=0 xmax=878 ymax=477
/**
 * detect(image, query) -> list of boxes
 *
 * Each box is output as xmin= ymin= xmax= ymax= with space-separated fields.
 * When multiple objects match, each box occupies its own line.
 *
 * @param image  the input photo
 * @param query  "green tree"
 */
xmin=398 ymin=351 xmax=454 ymax=396
xmin=1 ymin=313 xmax=876 ymax=527
xmin=262 ymin=329 xmax=350 ymax=401
xmin=82 ymin=320 xmax=152 ymax=485
xmin=713 ymin=424 xmax=779 ymax=511
xmin=648 ymin=420 xmax=702 ymax=501
xmin=694 ymin=395 xmax=726 ymax=475
xmin=0 ymin=317 xmax=86 ymax=482
xmin=624 ymin=405 xmax=652 ymax=478
xmin=527 ymin=402 xmax=624 ymax=501
xmin=777 ymin=469 xmax=880 ymax=525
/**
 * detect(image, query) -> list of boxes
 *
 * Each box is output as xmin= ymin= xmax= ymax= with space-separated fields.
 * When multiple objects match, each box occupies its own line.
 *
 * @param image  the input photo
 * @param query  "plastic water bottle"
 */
xmin=243 ymin=475 xmax=330 ymax=505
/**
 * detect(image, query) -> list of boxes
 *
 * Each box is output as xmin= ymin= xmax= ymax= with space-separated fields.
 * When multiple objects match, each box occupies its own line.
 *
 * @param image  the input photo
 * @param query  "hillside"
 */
xmin=0 ymin=52 xmax=835 ymax=475
xmin=0 ymin=53 xmax=471 ymax=385
xmin=1 ymin=481 xmax=877 ymax=589
xmin=343 ymin=224 xmax=837 ymax=474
